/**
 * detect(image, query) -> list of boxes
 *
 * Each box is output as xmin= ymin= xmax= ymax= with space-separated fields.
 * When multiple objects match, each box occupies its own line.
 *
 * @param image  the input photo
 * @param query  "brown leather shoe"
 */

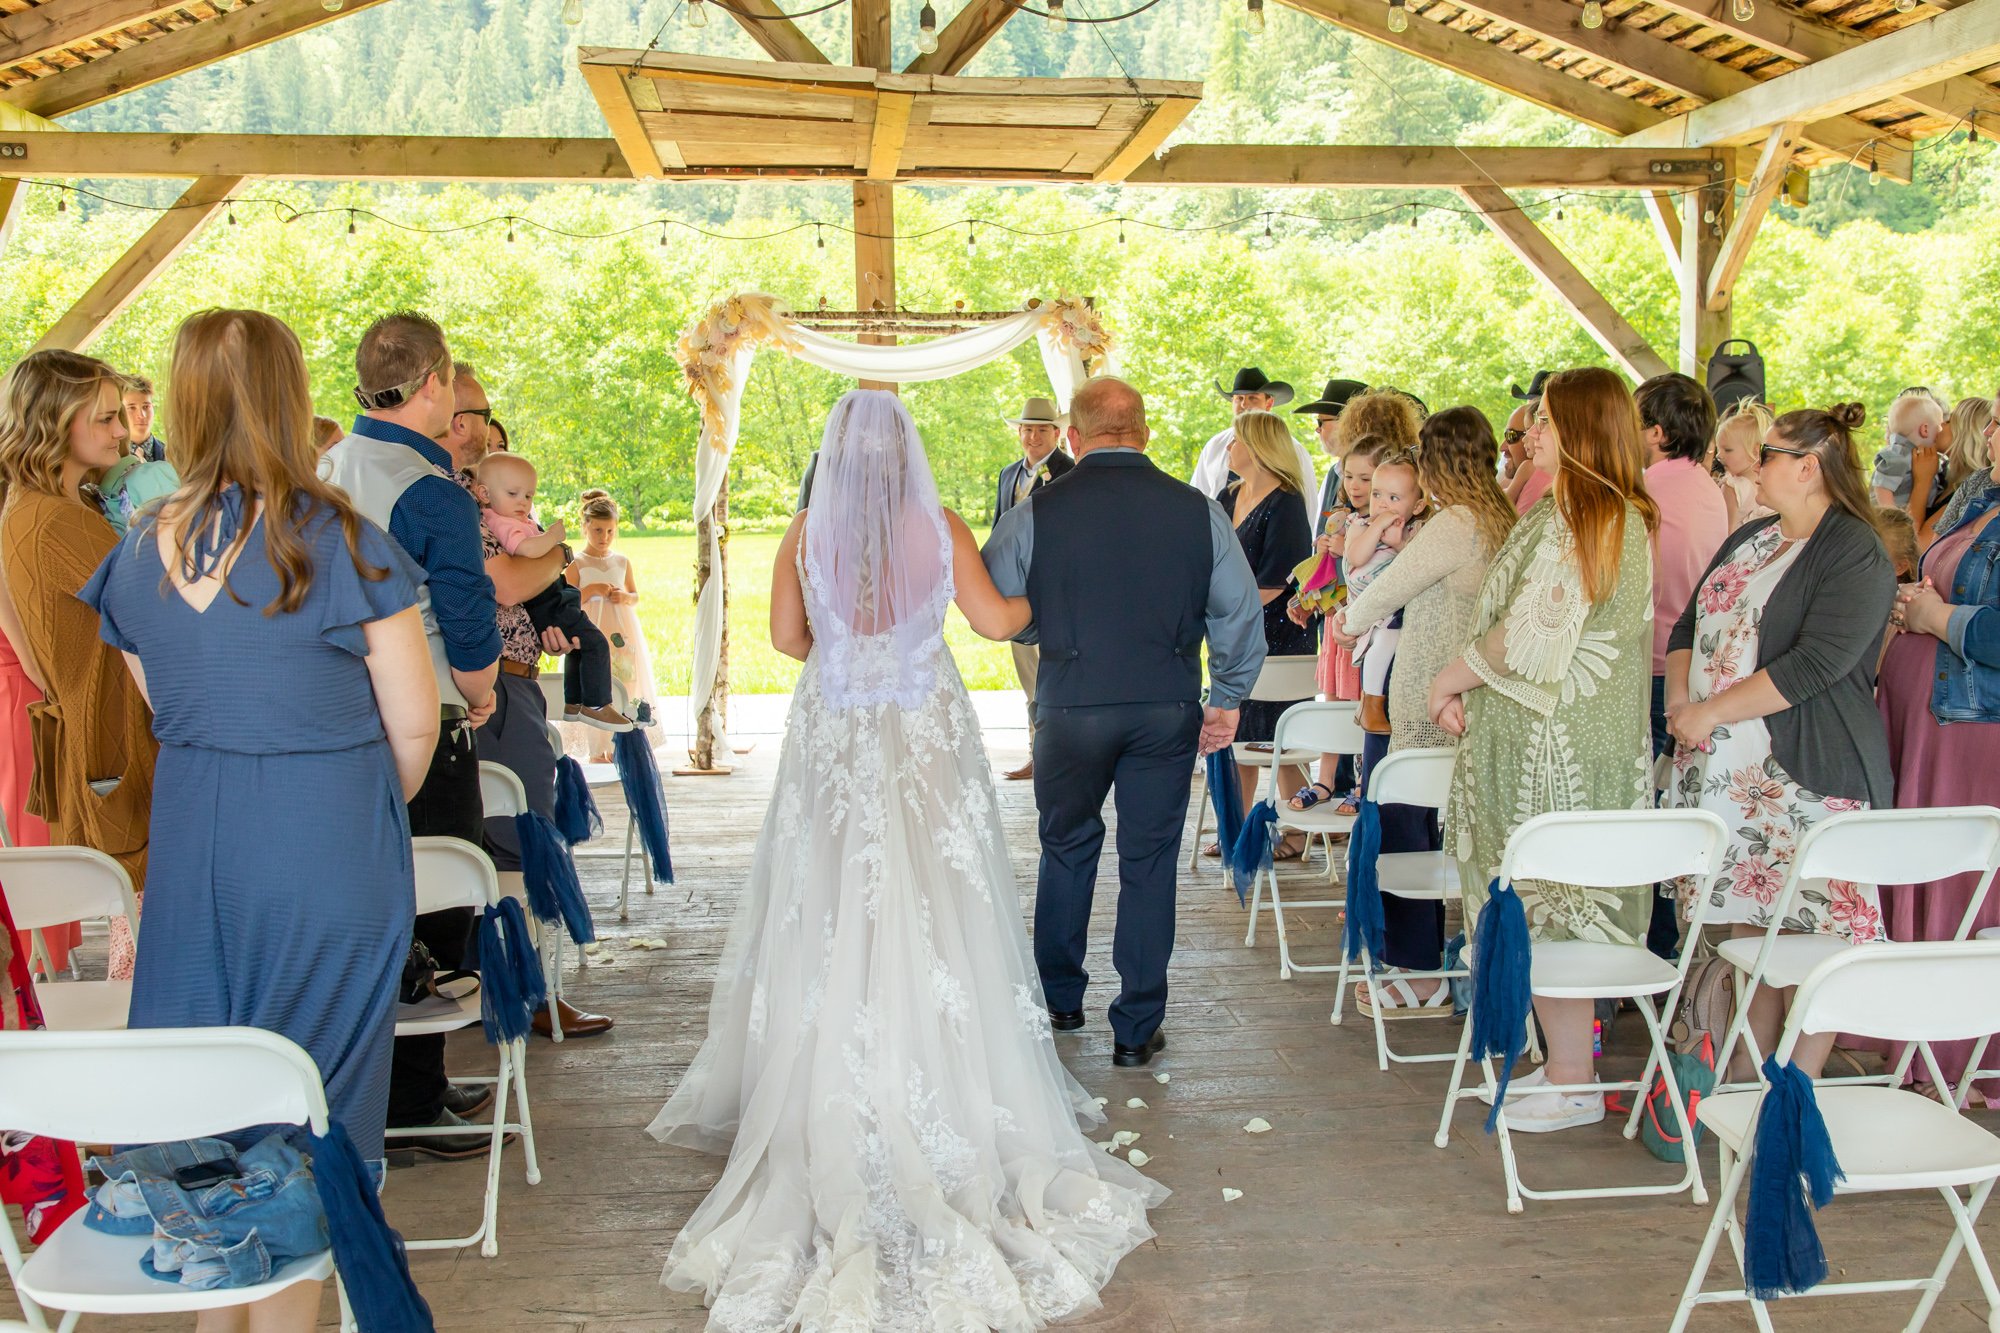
xmin=533 ymin=997 xmax=614 ymax=1039
xmin=1003 ymin=760 xmax=1034 ymax=781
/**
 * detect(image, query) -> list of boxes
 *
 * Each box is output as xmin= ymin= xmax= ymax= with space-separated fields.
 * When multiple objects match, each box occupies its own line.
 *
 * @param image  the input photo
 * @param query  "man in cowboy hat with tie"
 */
xmin=1189 ymin=367 xmax=1319 ymax=547
xmin=994 ymin=396 xmax=1076 ymax=781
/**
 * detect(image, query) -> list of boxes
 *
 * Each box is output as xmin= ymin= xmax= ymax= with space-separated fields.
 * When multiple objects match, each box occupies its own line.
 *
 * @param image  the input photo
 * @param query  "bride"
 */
xmin=648 ymin=390 xmax=1166 ymax=1331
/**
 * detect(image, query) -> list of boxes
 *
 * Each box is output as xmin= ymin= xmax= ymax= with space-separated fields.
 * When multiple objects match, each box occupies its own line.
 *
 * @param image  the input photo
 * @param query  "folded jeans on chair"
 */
xmin=84 ymin=1132 xmax=331 ymax=1290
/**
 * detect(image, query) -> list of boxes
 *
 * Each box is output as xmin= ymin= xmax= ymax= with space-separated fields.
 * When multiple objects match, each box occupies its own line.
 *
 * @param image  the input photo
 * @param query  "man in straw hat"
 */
xmin=993 ymin=397 xmax=1076 ymax=780
xmin=1293 ymin=376 xmax=1368 ymax=539
xmin=1189 ymin=367 xmax=1318 ymax=546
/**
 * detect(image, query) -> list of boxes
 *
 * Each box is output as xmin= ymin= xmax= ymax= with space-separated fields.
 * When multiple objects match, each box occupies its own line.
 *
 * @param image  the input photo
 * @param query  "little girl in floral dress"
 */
xmin=564 ymin=490 xmax=657 ymax=762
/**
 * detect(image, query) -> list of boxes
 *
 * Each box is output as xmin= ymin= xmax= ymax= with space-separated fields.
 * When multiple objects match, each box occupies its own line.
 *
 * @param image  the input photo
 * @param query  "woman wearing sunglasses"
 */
xmin=1662 ymin=402 xmax=1896 ymax=1079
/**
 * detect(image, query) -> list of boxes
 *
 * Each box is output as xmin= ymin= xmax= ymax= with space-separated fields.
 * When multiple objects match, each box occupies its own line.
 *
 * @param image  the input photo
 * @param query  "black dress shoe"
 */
xmin=441 ymin=1082 xmax=495 ymax=1120
xmin=1048 ymin=1008 xmax=1085 ymax=1032
xmin=1112 ymin=1030 xmax=1167 ymax=1067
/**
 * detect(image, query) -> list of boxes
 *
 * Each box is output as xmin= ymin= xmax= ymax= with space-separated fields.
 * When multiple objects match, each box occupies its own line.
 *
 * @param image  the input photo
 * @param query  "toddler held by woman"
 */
xmin=1343 ymin=448 xmax=1427 ymax=734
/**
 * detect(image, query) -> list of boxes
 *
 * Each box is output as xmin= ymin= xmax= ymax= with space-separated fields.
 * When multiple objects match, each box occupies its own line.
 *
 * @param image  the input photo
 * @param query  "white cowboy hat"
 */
xmin=1003 ymin=396 xmax=1066 ymax=427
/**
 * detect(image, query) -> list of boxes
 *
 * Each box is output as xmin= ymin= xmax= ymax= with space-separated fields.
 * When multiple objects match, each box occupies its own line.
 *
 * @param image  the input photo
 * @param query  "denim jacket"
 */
xmin=1926 ymin=485 xmax=2000 ymax=723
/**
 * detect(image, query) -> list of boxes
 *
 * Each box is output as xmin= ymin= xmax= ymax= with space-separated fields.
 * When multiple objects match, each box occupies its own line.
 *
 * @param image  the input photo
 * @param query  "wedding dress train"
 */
xmin=647 ymin=391 xmax=1164 ymax=1332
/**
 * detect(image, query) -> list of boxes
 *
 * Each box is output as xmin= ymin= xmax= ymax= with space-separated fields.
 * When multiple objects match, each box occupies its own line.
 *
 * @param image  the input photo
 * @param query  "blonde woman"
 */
xmin=1714 ymin=399 xmax=1775 ymax=529
xmin=1207 ymin=409 xmax=1314 ymax=857
xmin=0 ymin=350 xmax=158 ymax=979
xmin=1916 ymin=396 xmax=1998 ymax=548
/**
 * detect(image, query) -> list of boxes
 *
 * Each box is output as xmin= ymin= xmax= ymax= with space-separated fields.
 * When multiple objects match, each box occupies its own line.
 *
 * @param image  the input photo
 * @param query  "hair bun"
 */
xmin=579 ymin=487 xmax=610 ymax=501
xmin=1829 ymin=401 xmax=1867 ymax=429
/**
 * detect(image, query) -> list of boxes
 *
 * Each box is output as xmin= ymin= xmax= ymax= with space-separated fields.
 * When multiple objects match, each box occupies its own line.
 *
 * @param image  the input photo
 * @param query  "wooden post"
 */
xmin=852 ymin=181 xmax=897 ymax=392
xmin=684 ymin=474 xmax=733 ymax=775
xmin=0 ymin=178 xmax=25 ymax=257
xmin=1678 ymin=180 xmax=1733 ymax=380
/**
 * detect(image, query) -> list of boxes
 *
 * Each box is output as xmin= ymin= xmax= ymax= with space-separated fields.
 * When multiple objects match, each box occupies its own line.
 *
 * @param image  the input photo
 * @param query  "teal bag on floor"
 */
xmin=1639 ymin=1033 xmax=1717 ymax=1164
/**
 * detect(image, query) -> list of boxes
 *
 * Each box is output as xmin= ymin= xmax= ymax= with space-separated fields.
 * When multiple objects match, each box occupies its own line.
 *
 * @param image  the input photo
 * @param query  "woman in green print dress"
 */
xmin=1427 ymin=366 xmax=1658 ymax=1136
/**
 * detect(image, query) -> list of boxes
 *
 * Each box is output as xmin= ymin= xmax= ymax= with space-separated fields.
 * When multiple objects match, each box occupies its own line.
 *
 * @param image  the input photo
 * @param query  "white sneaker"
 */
xmin=1500 ymin=1089 xmax=1605 ymax=1135
xmin=1476 ymin=1066 xmax=1549 ymax=1106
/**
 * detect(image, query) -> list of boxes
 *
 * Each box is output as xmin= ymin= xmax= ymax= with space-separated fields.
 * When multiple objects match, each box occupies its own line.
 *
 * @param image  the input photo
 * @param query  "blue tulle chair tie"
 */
xmin=1343 ymin=798 xmax=1385 ymax=964
xmin=1469 ymin=879 xmax=1532 ymax=1132
xmin=1206 ymin=750 xmax=1244 ymax=869
xmin=1228 ymin=802 xmax=1278 ymax=906
xmin=515 ymin=810 xmax=596 ymax=945
xmin=305 ymin=1121 xmax=434 ymax=1332
xmin=476 ymin=898 xmax=546 ymax=1044
xmin=552 ymin=755 xmax=602 ymax=846
xmin=1746 ymin=1055 xmax=1845 ymax=1300
xmin=613 ymin=729 xmax=674 ymax=884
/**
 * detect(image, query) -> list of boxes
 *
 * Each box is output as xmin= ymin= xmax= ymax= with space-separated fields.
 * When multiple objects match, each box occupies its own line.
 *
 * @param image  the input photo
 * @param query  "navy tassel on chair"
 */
xmin=1228 ymin=802 xmax=1278 ymax=907
xmin=1746 ymin=1055 xmax=1845 ymax=1300
xmin=613 ymin=728 xmax=674 ymax=884
xmin=553 ymin=754 xmax=601 ymax=846
xmin=1343 ymin=798 xmax=1384 ymax=964
xmin=477 ymin=898 xmax=546 ymax=1044
xmin=306 ymin=1121 xmax=434 ymax=1333
xmin=1206 ymin=750 xmax=1244 ymax=864
xmin=1469 ymin=879 xmax=1532 ymax=1132
xmin=515 ymin=810 xmax=596 ymax=945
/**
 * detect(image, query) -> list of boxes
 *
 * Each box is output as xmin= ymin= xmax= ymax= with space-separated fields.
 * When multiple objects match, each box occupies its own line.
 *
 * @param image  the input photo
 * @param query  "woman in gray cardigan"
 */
xmin=1663 ymin=402 xmax=1895 ymax=1079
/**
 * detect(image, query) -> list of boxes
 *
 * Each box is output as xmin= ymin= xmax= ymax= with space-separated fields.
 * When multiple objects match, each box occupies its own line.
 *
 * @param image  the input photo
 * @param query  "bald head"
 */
xmin=1067 ymin=376 xmax=1149 ymax=457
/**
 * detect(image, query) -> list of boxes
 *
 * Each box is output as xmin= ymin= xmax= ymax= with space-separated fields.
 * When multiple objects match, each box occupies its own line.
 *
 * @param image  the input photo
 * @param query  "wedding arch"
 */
xmin=674 ymin=292 xmax=1116 ymax=767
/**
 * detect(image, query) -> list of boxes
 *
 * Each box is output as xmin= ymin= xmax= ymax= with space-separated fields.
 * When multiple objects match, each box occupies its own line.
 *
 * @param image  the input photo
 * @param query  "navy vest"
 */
xmin=1028 ymin=452 xmax=1212 ymax=708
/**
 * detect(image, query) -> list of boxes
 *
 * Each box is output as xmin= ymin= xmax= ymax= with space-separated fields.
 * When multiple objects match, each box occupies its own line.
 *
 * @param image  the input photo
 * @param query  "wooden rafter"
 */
xmin=1092 ymin=96 xmax=1198 ymax=181
xmin=579 ymin=66 xmax=669 ymax=180
xmin=0 ymin=0 xmax=192 ymax=73
xmin=1706 ymin=121 xmax=1799 ymax=311
xmin=1124 ymin=143 xmax=1720 ymax=188
xmin=866 ymin=90 xmax=914 ymax=179
xmin=1643 ymin=188 xmax=1682 ymax=270
xmin=1460 ymin=183 xmax=1670 ymax=382
xmin=902 ymin=0 xmax=1018 ymax=75
xmin=852 ymin=0 xmax=892 ymax=67
xmin=716 ymin=0 xmax=831 ymax=64
xmin=1678 ymin=179 xmax=1730 ymax=376
xmin=0 ymin=132 xmax=633 ymax=181
xmin=1624 ymin=0 xmax=2000 ymax=150
xmin=0 ymin=176 xmax=24 ymax=256
xmin=31 ymin=174 xmax=242 ymax=353
xmin=1443 ymin=0 xmax=1909 ymax=173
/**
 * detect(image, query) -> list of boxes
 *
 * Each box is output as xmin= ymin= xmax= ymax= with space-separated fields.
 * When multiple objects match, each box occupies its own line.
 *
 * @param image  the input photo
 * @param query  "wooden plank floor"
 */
xmin=10 ymin=716 xmax=2000 ymax=1330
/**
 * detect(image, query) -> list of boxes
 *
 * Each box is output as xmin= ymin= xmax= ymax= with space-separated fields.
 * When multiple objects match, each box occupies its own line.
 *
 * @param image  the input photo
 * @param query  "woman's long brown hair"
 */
xmin=161 ymin=309 xmax=384 ymax=614
xmin=0 ymin=349 xmax=125 ymax=510
xmin=1417 ymin=406 xmax=1516 ymax=557
xmin=1544 ymin=367 xmax=1659 ymax=606
xmin=1770 ymin=402 xmax=1878 ymax=534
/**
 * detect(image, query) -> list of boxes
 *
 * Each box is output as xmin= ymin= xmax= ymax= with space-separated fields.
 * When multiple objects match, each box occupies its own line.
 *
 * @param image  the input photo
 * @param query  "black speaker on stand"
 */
xmin=1707 ymin=339 xmax=1766 ymax=415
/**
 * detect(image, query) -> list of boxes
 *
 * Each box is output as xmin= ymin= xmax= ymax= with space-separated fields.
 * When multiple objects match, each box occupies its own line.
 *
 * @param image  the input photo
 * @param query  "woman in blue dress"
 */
xmin=81 ymin=309 xmax=439 ymax=1333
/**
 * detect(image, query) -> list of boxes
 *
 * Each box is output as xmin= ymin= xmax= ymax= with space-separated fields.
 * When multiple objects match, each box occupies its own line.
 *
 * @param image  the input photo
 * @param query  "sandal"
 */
xmin=1289 ymin=782 xmax=1336 ymax=812
xmin=1355 ymin=974 xmax=1452 ymax=1020
xmin=1332 ymin=795 xmax=1361 ymax=818
xmin=1202 ymin=841 xmax=1222 ymax=858
xmin=1272 ymin=836 xmax=1306 ymax=862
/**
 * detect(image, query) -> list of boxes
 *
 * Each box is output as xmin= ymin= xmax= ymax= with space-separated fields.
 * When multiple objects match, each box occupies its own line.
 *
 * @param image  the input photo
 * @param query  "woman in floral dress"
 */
xmin=1664 ymin=402 xmax=1896 ymax=1079
xmin=1428 ymin=367 xmax=1657 ymax=1135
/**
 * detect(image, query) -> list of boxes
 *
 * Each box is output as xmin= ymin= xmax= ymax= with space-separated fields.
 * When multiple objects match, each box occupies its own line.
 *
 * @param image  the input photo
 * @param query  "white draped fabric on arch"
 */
xmin=674 ymin=292 xmax=1116 ymax=755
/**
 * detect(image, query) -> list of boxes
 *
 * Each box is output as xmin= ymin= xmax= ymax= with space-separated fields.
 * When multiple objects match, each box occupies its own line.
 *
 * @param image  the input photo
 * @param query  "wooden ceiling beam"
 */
xmin=1092 ymin=96 xmax=1199 ymax=181
xmin=1706 ymin=121 xmax=1799 ymax=310
xmin=31 ymin=174 xmax=241 ymax=353
xmin=1628 ymin=0 xmax=2000 ymax=122
xmin=1124 ymin=143 xmax=1722 ymax=187
xmin=0 ymin=0 xmax=191 ymax=74
xmin=0 ymin=0 xmax=394 ymax=119
xmin=1643 ymin=187 xmax=1682 ymax=269
xmin=866 ymin=90 xmax=914 ymax=178
xmin=716 ymin=0 xmax=832 ymax=64
xmin=579 ymin=66 xmax=669 ymax=180
xmin=1447 ymin=0 xmax=1910 ymax=176
xmin=0 ymin=176 xmax=24 ymax=256
xmin=1624 ymin=0 xmax=2000 ymax=149
xmin=1460 ymin=182 xmax=1671 ymax=381
xmin=903 ymin=0 xmax=1018 ymax=75
xmin=852 ymin=0 xmax=892 ymax=67
xmin=0 ymin=131 xmax=634 ymax=181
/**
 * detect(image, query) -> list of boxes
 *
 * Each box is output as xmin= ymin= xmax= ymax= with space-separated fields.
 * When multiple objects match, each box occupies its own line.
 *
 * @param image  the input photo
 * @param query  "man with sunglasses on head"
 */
xmin=1502 ymin=370 xmax=1554 ymax=514
xmin=323 ymin=312 xmax=508 ymax=1159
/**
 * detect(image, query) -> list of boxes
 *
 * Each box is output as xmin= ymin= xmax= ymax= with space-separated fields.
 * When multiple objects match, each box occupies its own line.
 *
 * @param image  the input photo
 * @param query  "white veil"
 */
xmin=802 ymin=389 xmax=954 ymax=710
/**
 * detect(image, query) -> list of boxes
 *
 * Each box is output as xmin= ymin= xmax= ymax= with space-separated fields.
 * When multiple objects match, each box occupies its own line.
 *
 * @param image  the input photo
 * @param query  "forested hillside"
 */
xmin=4 ymin=0 xmax=1994 ymax=527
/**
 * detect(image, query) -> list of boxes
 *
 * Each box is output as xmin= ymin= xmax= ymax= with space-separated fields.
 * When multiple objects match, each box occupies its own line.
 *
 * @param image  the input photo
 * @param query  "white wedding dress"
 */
xmin=647 ymin=392 xmax=1165 ymax=1333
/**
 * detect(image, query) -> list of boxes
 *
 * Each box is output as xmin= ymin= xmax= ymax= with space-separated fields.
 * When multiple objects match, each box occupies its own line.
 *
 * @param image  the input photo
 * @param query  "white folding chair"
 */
xmin=0 ymin=847 xmax=138 ymax=1031
xmin=545 ymin=704 xmax=641 ymax=922
xmin=1712 ymin=807 xmax=2000 ymax=1093
xmin=1190 ymin=654 xmax=1323 ymax=873
xmin=1670 ymin=941 xmax=2000 ymax=1333
xmin=385 ymin=836 xmax=541 ymax=1257
xmin=1240 ymin=702 xmax=1366 ymax=978
xmin=1328 ymin=747 xmax=1463 ymax=1070
xmin=1435 ymin=808 xmax=1731 ymax=1213
xmin=0 ymin=1027 xmax=344 ymax=1333
xmin=479 ymin=761 xmax=570 ymax=1045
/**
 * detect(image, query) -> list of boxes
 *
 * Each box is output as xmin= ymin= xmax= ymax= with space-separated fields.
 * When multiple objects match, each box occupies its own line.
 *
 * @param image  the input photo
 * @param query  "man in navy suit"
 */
xmin=992 ymin=397 xmax=1075 ymax=780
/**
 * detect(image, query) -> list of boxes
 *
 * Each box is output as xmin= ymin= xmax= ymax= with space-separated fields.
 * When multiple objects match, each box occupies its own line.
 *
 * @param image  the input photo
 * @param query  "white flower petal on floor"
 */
xmin=1243 ymin=1117 xmax=1272 ymax=1134
xmin=1153 ymin=1072 xmax=1170 ymax=1084
xmin=1093 ymin=1096 xmax=1109 ymax=1107
xmin=1127 ymin=1149 xmax=1150 ymax=1167
xmin=1126 ymin=1097 xmax=1148 ymax=1109
xmin=1221 ymin=1188 xmax=1243 ymax=1203
xmin=1112 ymin=1131 xmax=1140 ymax=1147
xmin=626 ymin=936 xmax=671 ymax=950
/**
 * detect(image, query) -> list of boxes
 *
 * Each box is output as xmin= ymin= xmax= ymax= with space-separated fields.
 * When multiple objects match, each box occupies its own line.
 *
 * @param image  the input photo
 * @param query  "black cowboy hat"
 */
xmin=1511 ymin=369 xmax=1555 ymax=402
xmin=1292 ymin=377 xmax=1369 ymax=417
xmin=1215 ymin=367 xmax=1294 ymax=407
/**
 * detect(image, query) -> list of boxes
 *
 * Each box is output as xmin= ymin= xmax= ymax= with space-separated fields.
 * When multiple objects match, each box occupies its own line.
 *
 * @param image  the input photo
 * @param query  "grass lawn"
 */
xmin=615 ymin=531 xmax=1019 ymax=695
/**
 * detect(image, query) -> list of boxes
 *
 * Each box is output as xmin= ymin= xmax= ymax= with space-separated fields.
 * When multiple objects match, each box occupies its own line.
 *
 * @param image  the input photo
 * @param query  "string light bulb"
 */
xmin=1729 ymin=0 xmax=1753 ymax=21
xmin=346 ymin=209 xmax=356 ymax=236
xmin=321 ymin=0 xmax=343 ymax=12
xmin=506 ymin=217 xmax=516 ymax=242
xmin=917 ymin=2 xmax=939 ymax=52
xmin=658 ymin=222 xmax=669 ymax=247
xmin=1555 ymin=204 xmax=1565 ymax=221
xmin=56 ymin=192 xmax=66 ymax=214
xmin=815 ymin=223 xmax=825 ymax=248
xmin=1118 ymin=219 xmax=1126 ymax=244
xmin=966 ymin=222 xmax=976 ymax=250
xmin=1965 ymin=112 xmax=1979 ymax=145
xmin=1894 ymin=0 xmax=1917 ymax=10
xmin=1387 ymin=0 xmax=1409 ymax=33
xmin=563 ymin=0 xmax=583 ymax=24
xmin=227 ymin=205 xmax=237 ymax=226
xmin=1580 ymin=0 xmax=1603 ymax=26
xmin=1047 ymin=0 xmax=1064 ymax=27
xmin=1247 ymin=0 xmax=1266 ymax=32
xmin=1263 ymin=212 xmax=1273 ymax=238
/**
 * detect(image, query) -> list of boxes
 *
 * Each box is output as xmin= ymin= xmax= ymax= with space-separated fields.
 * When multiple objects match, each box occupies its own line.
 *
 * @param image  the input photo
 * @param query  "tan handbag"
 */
xmin=1359 ymin=692 xmax=1391 ymax=735
xmin=23 ymin=697 xmax=62 ymax=824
